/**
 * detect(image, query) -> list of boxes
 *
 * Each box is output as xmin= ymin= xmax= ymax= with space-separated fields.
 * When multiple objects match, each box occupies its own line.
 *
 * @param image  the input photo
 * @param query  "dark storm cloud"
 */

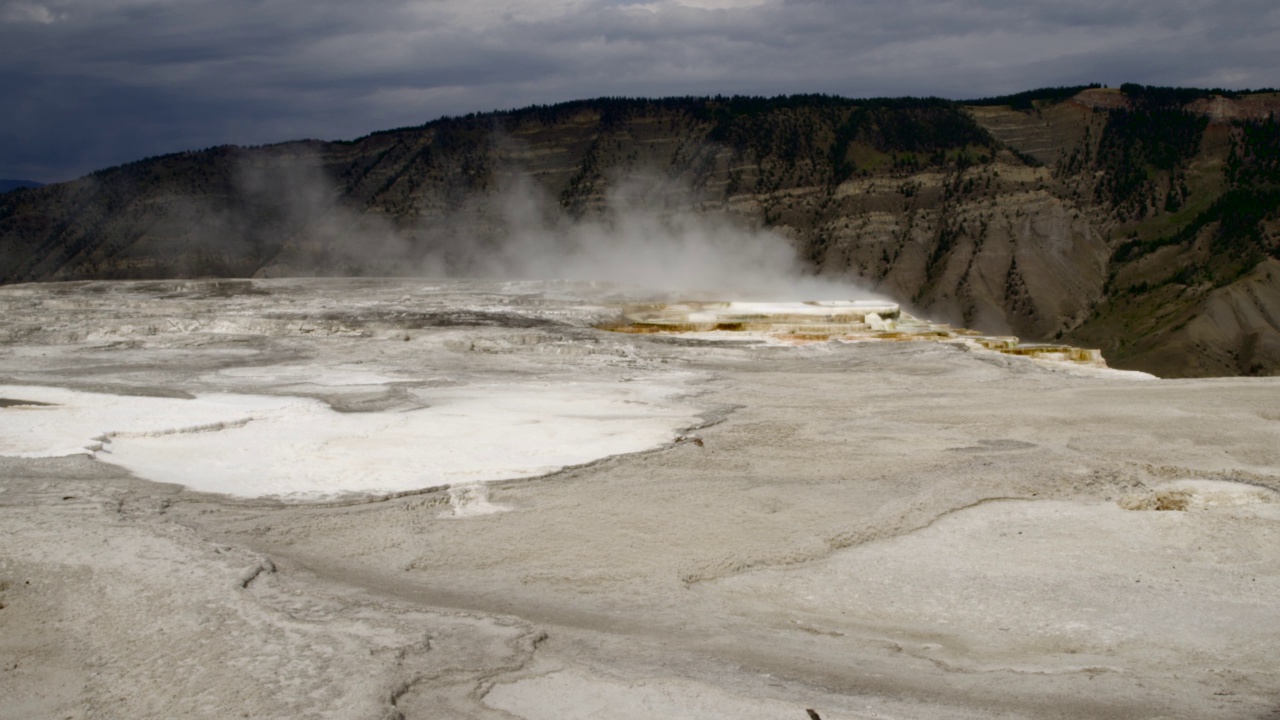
xmin=2 ymin=0 xmax=1276 ymax=182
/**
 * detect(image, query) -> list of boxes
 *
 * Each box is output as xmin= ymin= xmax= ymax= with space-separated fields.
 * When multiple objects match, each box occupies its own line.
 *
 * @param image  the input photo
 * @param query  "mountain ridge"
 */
xmin=0 ymin=179 xmax=44 ymax=194
xmin=2 ymin=85 xmax=1278 ymax=377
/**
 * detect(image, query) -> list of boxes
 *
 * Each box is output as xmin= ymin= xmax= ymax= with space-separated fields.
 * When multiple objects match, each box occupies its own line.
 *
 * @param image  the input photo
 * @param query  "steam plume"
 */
xmin=233 ymin=147 xmax=882 ymax=301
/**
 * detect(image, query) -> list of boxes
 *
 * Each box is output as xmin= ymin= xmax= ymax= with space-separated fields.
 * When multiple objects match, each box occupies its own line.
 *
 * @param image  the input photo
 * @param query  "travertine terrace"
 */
xmin=1 ymin=279 xmax=1278 ymax=719
xmin=606 ymin=300 xmax=1107 ymax=365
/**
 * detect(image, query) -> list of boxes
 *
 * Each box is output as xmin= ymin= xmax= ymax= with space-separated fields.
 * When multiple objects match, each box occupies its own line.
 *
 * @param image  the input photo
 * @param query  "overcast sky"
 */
xmin=2 ymin=0 xmax=1277 ymax=182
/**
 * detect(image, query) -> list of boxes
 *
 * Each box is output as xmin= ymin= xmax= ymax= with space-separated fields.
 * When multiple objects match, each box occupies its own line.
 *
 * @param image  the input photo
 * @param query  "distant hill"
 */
xmin=1 ymin=86 xmax=1279 ymax=377
xmin=0 ymin=179 xmax=43 ymax=193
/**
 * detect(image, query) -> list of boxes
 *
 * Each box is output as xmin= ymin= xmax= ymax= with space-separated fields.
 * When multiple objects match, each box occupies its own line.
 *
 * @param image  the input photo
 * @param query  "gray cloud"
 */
xmin=2 ymin=0 xmax=1277 ymax=181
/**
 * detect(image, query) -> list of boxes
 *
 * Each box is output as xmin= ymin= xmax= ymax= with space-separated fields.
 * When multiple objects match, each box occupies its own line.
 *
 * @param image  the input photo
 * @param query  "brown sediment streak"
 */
xmin=599 ymin=300 xmax=1107 ymax=367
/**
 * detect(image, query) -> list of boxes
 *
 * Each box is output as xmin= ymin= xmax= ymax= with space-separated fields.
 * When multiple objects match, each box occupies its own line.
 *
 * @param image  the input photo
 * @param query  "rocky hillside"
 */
xmin=2 ymin=86 xmax=1278 ymax=377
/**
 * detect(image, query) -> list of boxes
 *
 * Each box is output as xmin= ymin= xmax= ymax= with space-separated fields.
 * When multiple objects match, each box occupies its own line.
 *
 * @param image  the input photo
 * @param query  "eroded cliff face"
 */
xmin=808 ymin=165 xmax=1109 ymax=341
xmin=1 ymin=89 xmax=1278 ymax=377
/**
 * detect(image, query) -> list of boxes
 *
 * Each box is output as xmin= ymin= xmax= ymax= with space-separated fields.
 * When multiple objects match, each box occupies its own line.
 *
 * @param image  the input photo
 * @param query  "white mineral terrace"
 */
xmin=614 ymin=299 xmax=1118 ymax=369
xmin=1 ymin=279 xmax=1276 ymax=720
xmin=622 ymin=299 xmax=902 ymax=328
xmin=0 ymin=377 xmax=702 ymax=501
xmin=0 ymin=293 xmax=1136 ymax=503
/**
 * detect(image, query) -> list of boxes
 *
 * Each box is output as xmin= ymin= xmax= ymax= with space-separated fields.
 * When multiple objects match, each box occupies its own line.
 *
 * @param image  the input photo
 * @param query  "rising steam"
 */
xmin=230 ymin=147 xmax=880 ymax=301
xmin=470 ymin=173 xmax=873 ymax=300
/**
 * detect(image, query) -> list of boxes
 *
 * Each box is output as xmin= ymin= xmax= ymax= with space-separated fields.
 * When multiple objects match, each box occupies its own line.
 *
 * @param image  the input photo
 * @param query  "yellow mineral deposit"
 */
xmin=604 ymin=300 xmax=1107 ymax=367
